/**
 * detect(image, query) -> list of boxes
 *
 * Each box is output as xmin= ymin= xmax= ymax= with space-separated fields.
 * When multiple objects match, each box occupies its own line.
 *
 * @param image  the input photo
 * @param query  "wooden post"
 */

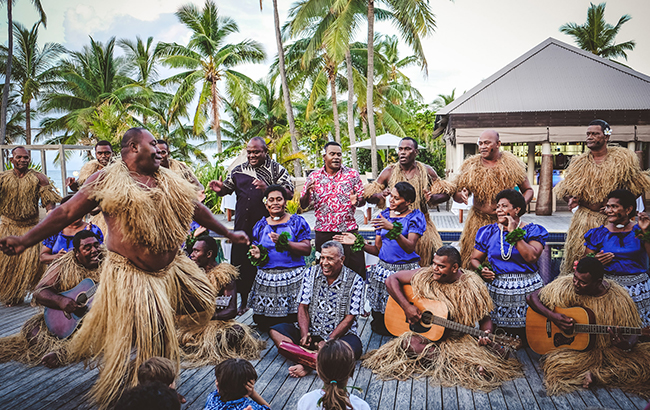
xmin=40 ymin=149 xmax=47 ymax=175
xmin=527 ymin=143 xmax=535 ymax=184
xmin=59 ymin=144 xmax=67 ymax=196
xmin=536 ymin=141 xmax=553 ymax=215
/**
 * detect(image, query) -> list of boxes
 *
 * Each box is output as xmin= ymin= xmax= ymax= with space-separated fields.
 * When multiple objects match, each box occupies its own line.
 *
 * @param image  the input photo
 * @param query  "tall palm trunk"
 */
xmin=211 ymin=79 xmax=222 ymax=153
xmin=345 ymin=49 xmax=358 ymax=170
xmin=273 ymin=0 xmax=302 ymax=177
xmin=25 ymin=100 xmax=31 ymax=145
xmin=0 ymin=1 xmax=13 ymax=145
xmin=367 ymin=0 xmax=378 ymax=177
xmin=329 ymin=69 xmax=341 ymax=143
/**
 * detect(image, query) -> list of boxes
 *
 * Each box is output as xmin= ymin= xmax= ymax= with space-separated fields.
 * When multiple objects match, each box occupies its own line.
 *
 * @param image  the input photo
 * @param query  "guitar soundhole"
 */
xmin=77 ymin=293 xmax=88 ymax=305
xmin=410 ymin=311 xmax=433 ymax=334
xmin=553 ymin=333 xmax=575 ymax=347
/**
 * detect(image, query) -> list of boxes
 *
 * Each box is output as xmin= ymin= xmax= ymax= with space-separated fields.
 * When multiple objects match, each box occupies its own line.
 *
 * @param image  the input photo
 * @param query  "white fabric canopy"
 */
xmin=351 ymin=133 xmax=403 ymax=149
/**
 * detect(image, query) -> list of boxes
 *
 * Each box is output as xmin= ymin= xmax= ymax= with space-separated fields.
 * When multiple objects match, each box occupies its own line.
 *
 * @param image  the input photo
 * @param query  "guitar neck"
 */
xmin=83 ymin=284 xmax=99 ymax=300
xmin=574 ymin=324 xmax=644 ymax=335
xmin=430 ymin=316 xmax=505 ymax=345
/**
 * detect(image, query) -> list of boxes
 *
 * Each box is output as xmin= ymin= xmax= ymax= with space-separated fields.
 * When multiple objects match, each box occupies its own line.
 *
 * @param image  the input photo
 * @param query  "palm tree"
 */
xmin=259 ymin=0 xmax=303 ymax=177
xmin=560 ymin=2 xmax=635 ymax=61
xmin=0 ymin=22 xmax=65 ymax=144
xmin=431 ymin=88 xmax=456 ymax=111
xmin=157 ymin=0 xmax=266 ymax=153
xmin=0 ymin=0 xmax=46 ymax=144
xmin=38 ymin=37 xmax=146 ymax=145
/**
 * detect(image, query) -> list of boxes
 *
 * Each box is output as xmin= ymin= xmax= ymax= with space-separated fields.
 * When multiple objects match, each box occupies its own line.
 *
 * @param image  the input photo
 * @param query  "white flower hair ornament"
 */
xmin=604 ymin=128 xmax=612 ymax=136
xmin=262 ymin=197 xmax=267 ymax=205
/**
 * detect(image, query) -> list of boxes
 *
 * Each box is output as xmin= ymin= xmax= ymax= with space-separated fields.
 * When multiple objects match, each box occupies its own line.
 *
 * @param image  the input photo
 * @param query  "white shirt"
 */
xmin=297 ymin=389 xmax=371 ymax=410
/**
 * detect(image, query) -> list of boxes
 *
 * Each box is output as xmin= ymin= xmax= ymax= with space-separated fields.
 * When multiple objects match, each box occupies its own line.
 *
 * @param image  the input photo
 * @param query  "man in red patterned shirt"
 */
xmin=300 ymin=142 xmax=366 ymax=278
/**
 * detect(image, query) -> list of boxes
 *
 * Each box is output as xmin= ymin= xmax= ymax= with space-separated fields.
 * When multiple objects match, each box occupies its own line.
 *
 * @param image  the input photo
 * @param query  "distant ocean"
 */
xmin=29 ymin=150 xmax=86 ymax=195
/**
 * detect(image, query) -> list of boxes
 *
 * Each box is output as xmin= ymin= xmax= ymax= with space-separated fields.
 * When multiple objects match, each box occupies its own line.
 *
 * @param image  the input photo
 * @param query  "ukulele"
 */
xmin=43 ymin=278 xmax=98 ymax=339
xmin=384 ymin=285 xmax=523 ymax=351
xmin=526 ymin=306 xmax=650 ymax=355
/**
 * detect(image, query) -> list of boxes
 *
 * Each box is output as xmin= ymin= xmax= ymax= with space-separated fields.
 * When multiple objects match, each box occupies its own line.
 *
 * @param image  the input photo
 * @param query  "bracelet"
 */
xmin=636 ymin=230 xmax=650 ymax=243
xmin=505 ymin=227 xmax=526 ymax=245
xmin=385 ymin=221 xmax=403 ymax=240
xmin=352 ymin=233 xmax=365 ymax=252
xmin=275 ymin=232 xmax=292 ymax=253
xmin=248 ymin=245 xmax=269 ymax=267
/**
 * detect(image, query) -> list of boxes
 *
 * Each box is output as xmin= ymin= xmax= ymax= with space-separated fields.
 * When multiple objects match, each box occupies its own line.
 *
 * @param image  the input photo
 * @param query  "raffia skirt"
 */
xmin=0 ymin=216 xmax=44 ymax=304
xmin=367 ymin=260 xmax=420 ymax=313
xmin=459 ymin=209 xmax=498 ymax=269
xmin=487 ymin=272 xmax=543 ymax=328
xmin=560 ymin=207 xmax=606 ymax=276
xmin=606 ymin=273 xmax=650 ymax=327
xmin=248 ymin=265 xmax=307 ymax=317
xmin=0 ymin=313 xmax=72 ymax=366
xmin=64 ymin=250 xmax=215 ymax=408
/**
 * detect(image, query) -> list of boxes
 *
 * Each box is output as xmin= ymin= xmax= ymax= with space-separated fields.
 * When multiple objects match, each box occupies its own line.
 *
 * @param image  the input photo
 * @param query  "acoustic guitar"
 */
xmin=43 ymin=278 xmax=98 ymax=339
xmin=384 ymin=285 xmax=523 ymax=351
xmin=526 ymin=306 xmax=650 ymax=355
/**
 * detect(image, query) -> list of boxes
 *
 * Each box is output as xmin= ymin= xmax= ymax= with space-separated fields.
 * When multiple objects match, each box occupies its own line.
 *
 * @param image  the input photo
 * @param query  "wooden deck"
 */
xmin=0 ymin=302 xmax=648 ymax=409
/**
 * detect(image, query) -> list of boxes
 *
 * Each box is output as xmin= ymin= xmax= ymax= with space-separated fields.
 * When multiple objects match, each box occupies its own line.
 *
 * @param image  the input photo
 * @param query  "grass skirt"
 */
xmin=177 ymin=317 xmax=266 ymax=368
xmin=459 ymin=208 xmax=497 ymax=269
xmin=248 ymin=265 xmax=307 ymax=317
xmin=605 ymin=273 xmax=650 ymax=326
xmin=0 ymin=313 xmax=69 ymax=365
xmin=487 ymin=272 xmax=543 ymax=328
xmin=64 ymin=251 xmax=215 ymax=408
xmin=559 ymin=207 xmax=606 ymax=276
xmin=0 ymin=217 xmax=44 ymax=304
xmin=417 ymin=215 xmax=442 ymax=267
xmin=363 ymin=332 xmax=522 ymax=391
xmin=367 ymin=260 xmax=420 ymax=313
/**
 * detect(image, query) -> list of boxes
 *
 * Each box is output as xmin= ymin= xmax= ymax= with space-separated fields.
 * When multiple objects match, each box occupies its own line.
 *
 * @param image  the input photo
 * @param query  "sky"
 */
xmin=5 ymin=0 xmax=649 ymax=102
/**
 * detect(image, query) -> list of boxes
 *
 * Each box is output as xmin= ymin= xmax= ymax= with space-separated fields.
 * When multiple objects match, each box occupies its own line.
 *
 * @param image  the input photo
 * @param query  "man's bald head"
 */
xmin=11 ymin=146 xmax=29 ymax=157
xmin=477 ymin=130 xmax=501 ymax=160
xmin=121 ymin=128 xmax=148 ymax=151
xmin=479 ymin=130 xmax=500 ymax=143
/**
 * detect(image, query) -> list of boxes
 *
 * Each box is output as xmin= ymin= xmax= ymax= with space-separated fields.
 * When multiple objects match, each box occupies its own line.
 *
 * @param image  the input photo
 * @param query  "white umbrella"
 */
xmin=350 ymin=133 xmax=403 ymax=150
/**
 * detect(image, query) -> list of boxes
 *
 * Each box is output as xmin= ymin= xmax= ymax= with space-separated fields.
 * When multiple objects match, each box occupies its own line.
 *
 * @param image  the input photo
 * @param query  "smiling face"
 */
xmin=320 ymin=246 xmax=344 ymax=279
xmin=496 ymin=198 xmax=520 ymax=225
xmin=429 ymin=254 xmax=458 ymax=283
xmin=477 ymin=130 xmax=500 ymax=159
xmin=323 ymin=144 xmax=342 ymax=173
xmin=10 ymin=148 xmax=30 ymax=172
xmin=265 ymin=190 xmax=286 ymax=217
xmin=134 ymin=131 xmax=162 ymax=173
xmin=95 ymin=145 xmax=113 ymax=167
xmin=156 ymin=143 xmax=170 ymax=168
xmin=389 ymin=187 xmax=410 ymax=213
xmin=75 ymin=237 xmax=101 ymax=270
xmin=585 ymin=125 xmax=608 ymax=150
xmin=397 ymin=139 xmax=417 ymax=166
xmin=247 ymin=139 xmax=267 ymax=168
xmin=573 ymin=269 xmax=600 ymax=296
xmin=604 ymin=197 xmax=632 ymax=225
xmin=190 ymin=240 xmax=213 ymax=269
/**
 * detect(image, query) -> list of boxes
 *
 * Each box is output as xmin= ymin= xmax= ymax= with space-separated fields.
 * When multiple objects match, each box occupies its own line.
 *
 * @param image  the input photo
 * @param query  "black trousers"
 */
xmin=315 ymin=230 xmax=366 ymax=279
xmin=231 ymin=242 xmax=256 ymax=300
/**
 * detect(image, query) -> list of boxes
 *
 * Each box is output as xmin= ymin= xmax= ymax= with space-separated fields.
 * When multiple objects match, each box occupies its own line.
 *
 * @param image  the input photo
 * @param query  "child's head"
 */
xmin=214 ymin=358 xmax=258 ymax=402
xmin=317 ymin=340 xmax=356 ymax=410
xmin=137 ymin=357 xmax=178 ymax=389
xmin=113 ymin=381 xmax=180 ymax=410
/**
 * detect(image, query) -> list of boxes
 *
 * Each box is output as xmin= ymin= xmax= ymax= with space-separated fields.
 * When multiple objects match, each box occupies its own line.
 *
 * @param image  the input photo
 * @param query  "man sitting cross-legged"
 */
xmin=269 ymin=240 xmax=365 ymax=378
xmin=0 ymin=230 xmax=102 ymax=365
xmin=527 ymin=256 xmax=650 ymax=396
xmin=363 ymin=246 xmax=522 ymax=391
xmin=177 ymin=236 xmax=265 ymax=367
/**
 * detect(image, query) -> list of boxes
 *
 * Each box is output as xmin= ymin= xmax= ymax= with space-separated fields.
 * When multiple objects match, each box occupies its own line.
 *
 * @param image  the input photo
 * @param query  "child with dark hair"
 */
xmin=297 ymin=340 xmax=370 ymax=410
xmin=113 ymin=381 xmax=181 ymax=410
xmin=204 ymin=358 xmax=270 ymax=410
xmin=137 ymin=356 xmax=186 ymax=404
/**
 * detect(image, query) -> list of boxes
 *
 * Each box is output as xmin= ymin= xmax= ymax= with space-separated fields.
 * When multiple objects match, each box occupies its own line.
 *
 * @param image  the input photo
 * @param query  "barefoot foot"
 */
xmin=237 ymin=304 xmax=250 ymax=316
xmin=288 ymin=364 xmax=310 ymax=378
xmin=41 ymin=352 xmax=62 ymax=368
xmin=582 ymin=371 xmax=593 ymax=389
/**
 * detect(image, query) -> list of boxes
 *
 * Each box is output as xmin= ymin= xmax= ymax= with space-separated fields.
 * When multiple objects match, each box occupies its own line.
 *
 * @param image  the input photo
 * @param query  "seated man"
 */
xmin=177 ymin=236 xmax=265 ymax=367
xmin=0 ymin=230 xmax=102 ymax=365
xmin=363 ymin=246 xmax=522 ymax=391
xmin=269 ymin=240 xmax=365 ymax=378
xmin=527 ymin=256 xmax=650 ymax=396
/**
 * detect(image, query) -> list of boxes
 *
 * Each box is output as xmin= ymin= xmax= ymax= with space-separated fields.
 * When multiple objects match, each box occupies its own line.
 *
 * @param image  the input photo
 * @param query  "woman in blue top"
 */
xmin=40 ymin=194 xmax=104 ymax=263
xmin=336 ymin=182 xmax=425 ymax=335
xmin=470 ymin=189 xmax=547 ymax=340
xmin=248 ymin=185 xmax=312 ymax=331
xmin=584 ymin=189 xmax=650 ymax=326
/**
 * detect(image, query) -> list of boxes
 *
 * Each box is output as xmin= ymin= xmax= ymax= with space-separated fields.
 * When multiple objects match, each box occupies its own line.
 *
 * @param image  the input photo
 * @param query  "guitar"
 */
xmin=43 ymin=278 xmax=98 ymax=339
xmin=384 ymin=285 xmax=523 ymax=351
xmin=526 ymin=306 xmax=650 ymax=355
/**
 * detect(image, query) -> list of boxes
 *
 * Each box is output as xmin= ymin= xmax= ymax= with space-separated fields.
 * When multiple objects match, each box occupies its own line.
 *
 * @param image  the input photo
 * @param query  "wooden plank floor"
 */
xmin=1 ymin=302 xmax=648 ymax=409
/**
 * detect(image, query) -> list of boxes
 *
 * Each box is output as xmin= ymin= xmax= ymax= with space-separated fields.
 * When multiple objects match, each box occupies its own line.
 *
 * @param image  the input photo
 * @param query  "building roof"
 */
xmin=437 ymin=37 xmax=650 ymax=115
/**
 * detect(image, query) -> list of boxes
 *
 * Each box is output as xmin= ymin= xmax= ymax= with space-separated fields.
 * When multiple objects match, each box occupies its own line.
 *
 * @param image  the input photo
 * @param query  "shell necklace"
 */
xmin=500 ymin=220 xmax=522 ymax=261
